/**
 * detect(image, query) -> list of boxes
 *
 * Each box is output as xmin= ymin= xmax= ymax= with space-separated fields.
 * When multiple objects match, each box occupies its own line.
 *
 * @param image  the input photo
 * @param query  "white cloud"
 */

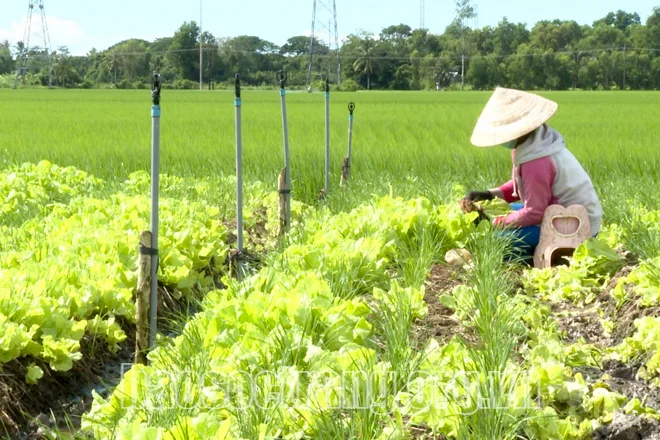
xmin=0 ymin=17 xmax=162 ymax=56
xmin=47 ymin=16 xmax=85 ymax=43
xmin=0 ymin=16 xmax=84 ymax=53
xmin=0 ymin=20 xmax=25 ymax=43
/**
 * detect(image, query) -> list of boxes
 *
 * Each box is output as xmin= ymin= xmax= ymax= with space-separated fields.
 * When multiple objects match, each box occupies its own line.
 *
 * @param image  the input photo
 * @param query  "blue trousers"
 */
xmin=500 ymin=203 xmax=541 ymax=258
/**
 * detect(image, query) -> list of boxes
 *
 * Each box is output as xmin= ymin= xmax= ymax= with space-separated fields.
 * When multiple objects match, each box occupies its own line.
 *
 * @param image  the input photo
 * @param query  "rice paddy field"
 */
xmin=2 ymin=90 xmax=659 ymax=215
xmin=1 ymin=89 xmax=660 ymax=439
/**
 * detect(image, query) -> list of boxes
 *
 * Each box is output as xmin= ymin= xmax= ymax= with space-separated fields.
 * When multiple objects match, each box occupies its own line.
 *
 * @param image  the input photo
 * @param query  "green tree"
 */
xmin=420 ymin=54 xmax=455 ymax=89
xmin=218 ymin=35 xmax=281 ymax=84
xmin=15 ymin=12 xmax=660 ymax=91
xmin=168 ymin=21 xmax=201 ymax=81
xmin=493 ymin=18 xmax=529 ymax=55
xmin=0 ymin=40 xmax=13 ymax=74
xmin=100 ymin=51 xmax=121 ymax=84
xmin=352 ymin=32 xmax=378 ymax=90
xmin=650 ymin=57 xmax=660 ymax=88
xmin=454 ymin=0 xmax=476 ymax=89
xmin=593 ymin=10 xmax=641 ymax=33
xmin=467 ymin=54 xmax=506 ymax=89
xmin=530 ymin=20 xmax=582 ymax=52
xmin=54 ymin=46 xmax=76 ymax=87
xmin=114 ymin=40 xmax=150 ymax=81
xmin=280 ymin=36 xmax=327 ymax=56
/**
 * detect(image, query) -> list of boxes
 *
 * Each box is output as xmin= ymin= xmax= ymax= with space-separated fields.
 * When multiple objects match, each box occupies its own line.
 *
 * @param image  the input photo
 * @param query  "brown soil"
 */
xmin=594 ymin=412 xmax=660 ymax=439
xmin=413 ymin=264 xmax=465 ymax=349
xmin=524 ymin=259 xmax=660 ymax=439
xmin=221 ymin=208 xmax=268 ymax=281
xmin=0 ymin=330 xmax=134 ymax=439
xmin=0 ymin=279 xmax=205 ymax=439
xmin=605 ymin=266 xmax=636 ymax=298
xmin=246 ymin=207 xmax=269 ymax=249
xmin=602 ymin=360 xmax=660 ymax=412
xmin=223 ymin=207 xmax=270 ymax=251
xmin=613 ymin=303 xmax=660 ymax=345
xmin=551 ymin=263 xmax=659 ymax=348
xmin=409 ymin=423 xmax=446 ymax=440
xmin=552 ymin=300 xmax=614 ymax=347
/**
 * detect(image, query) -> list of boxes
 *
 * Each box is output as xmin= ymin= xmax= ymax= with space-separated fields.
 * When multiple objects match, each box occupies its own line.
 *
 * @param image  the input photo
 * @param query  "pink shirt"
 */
xmin=495 ymin=156 xmax=559 ymax=228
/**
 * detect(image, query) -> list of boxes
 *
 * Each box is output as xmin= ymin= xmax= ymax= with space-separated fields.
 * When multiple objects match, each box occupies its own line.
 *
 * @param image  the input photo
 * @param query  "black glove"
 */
xmin=466 ymin=191 xmax=494 ymax=202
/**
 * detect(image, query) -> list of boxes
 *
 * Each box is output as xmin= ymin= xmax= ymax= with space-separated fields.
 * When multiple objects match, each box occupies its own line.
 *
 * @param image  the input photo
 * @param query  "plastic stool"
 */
xmin=533 ymin=204 xmax=592 ymax=269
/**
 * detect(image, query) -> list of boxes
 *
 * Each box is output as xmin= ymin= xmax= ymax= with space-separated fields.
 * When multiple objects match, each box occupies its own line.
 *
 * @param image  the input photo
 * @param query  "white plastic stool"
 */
xmin=533 ymin=205 xmax=592 ymax=269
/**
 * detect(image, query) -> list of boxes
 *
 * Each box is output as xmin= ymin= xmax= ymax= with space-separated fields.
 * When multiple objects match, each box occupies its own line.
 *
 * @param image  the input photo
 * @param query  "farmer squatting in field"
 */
xmin=463 ymin=87 xmax=603 ymax=258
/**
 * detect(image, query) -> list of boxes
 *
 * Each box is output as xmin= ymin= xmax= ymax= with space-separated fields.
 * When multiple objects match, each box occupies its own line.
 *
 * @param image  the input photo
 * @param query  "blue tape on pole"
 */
xmin=280 ymin=89 xmax=286 ymax=97
xmin=325 ymin=93 xmax=330 ymax=99
xmin=234 ymin=98 xmax=242 ymax=107
xmin=151 ymin=105 xmax=161 ymax=117
xmin=349 ymin=115 xmax=354 ymax=121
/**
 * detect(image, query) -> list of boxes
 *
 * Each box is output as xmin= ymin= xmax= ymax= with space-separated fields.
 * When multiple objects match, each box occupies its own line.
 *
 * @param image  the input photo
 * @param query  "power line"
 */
xmin=15 ymin=46 xmax=660 ymax=62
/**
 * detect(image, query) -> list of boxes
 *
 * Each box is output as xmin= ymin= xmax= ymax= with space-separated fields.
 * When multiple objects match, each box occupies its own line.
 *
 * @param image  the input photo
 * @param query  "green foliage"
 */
xmin=613 ymin=258 xmax=660 ymax=307
xmin=0 ymin=159 xmax=653 ymax=439
xmin=81 ymin=190 xmax=485 ymax=439
xmin=338 ymin=78 xmax=359 ymax=91
xmin=1 ymin=89 xmax=658 ymax=220
xmin=168 ymin=21 xmax=201 ymax=81
xmin=522 ymin=239 xmax=624 ymax=305
xmin=12 ymin=6 xmax=660 ymax=90
xmin=2 ymin=84 xmax=660 ymax=439
xmin=609 ymin=317 xmax=660 ymax=384
xmin=0 ymin=163 xmax=229 ymax=377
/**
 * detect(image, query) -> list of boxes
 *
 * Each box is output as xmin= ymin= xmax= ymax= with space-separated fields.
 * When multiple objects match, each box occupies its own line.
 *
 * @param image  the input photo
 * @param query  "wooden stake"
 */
xmin=135 ymin=231 xmax=152 ymax=365
xmin=278 ymin=168 xmax=287 ymax=237
xmin=340 ymin=157 xmax=350 ymax=186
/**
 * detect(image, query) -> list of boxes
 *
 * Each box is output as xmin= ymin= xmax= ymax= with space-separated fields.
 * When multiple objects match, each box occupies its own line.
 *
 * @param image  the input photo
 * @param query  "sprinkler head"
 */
xmin=151 ymin=73 xmax=162 ymax=105
xmin=234 ymin=74 xmax=241 ymax=98
xmin=277 ymin=70 xmax=287 ymax=88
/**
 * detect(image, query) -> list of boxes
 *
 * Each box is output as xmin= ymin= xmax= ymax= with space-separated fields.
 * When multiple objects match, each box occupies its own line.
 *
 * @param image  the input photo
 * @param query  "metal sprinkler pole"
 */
xmin=199 ymin=0 xmax=203 ymax=90
xmin=324 ymin=78 xmax=330 ymax=195
xmin=234 ymin=74 xmax=244 ymax=254
xmin=277 ymin=70 xmax=291 ymax=229
xmin=149 ymin=73 xmax=162 ymax=350
xmin=346 ymin=102 xmax=355 ymax=182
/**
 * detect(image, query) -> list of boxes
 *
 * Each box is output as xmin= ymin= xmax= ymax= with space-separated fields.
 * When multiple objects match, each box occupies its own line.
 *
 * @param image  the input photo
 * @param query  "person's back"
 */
xmin=549 ymin=147 xmax=602 ymax=235
xmin=513 ymin=124 xmax=602 ymax=236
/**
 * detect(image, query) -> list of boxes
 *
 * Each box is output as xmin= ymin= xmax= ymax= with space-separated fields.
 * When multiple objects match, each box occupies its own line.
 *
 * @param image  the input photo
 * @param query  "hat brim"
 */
xmin=470 ymin=88 xmax=558 ymax=147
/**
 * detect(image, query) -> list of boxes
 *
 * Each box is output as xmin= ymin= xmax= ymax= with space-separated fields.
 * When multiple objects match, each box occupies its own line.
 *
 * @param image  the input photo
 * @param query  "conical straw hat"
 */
xmin=470 ymin=87 xmax=558 ymax=147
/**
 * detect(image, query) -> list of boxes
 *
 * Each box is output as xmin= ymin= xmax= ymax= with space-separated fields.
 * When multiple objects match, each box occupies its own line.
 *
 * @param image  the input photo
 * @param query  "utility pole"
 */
xmin=455 ymin=0 xmax=475 ymax=91
xmin=420 ymin=0 xmax=425 ymax=29
xmin=199 ymin=0 xmax=203 ymax=90
xmin=622 ymin=45 xmax=627 ymax=91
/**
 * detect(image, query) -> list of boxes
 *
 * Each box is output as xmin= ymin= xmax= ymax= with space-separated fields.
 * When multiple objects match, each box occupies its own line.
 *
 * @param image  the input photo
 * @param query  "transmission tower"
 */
xmin=474 ymin=4 xmax=479 ymax=28
xmin=14 ymin=0 xmax=53 ymax=89
xmin=306 ymin=0 xmax=341 ymax=90
xmin=420 ymin=0 xmax=425 ymax=29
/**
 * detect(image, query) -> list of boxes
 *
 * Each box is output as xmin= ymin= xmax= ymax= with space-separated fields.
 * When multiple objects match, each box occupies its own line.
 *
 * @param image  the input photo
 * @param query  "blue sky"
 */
xmin=1 ymin=0 xmax=657 ymax=55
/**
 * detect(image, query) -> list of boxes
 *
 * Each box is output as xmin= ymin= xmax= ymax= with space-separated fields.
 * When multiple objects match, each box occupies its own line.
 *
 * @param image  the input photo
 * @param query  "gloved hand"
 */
xmin=459 ymin=195 xmax=491 ymax=227
xmin=466 ymin=191 xmax=494 ymax=202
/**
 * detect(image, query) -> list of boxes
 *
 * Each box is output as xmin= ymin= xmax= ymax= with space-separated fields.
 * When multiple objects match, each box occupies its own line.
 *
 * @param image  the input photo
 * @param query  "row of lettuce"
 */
xmin=0 ymin=162 xmax=237 ymax=379
xmin=0 ymin=162 xmax=658 ymax=439
xmin=81 ymin=187 xmax=659 ymax=436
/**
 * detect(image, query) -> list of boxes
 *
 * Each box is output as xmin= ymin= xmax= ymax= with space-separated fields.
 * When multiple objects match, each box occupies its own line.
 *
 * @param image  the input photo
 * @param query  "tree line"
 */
xmin=2 ymin=5 xmax=660 ymax=91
